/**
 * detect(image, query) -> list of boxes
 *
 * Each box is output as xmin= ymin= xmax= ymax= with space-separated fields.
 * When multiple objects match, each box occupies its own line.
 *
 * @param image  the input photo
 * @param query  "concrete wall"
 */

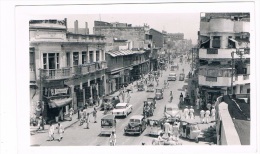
xmin=149 ymin=29 xmax=164 ymax=48
xmin=198 ymin=75 xmax=232 ymax=87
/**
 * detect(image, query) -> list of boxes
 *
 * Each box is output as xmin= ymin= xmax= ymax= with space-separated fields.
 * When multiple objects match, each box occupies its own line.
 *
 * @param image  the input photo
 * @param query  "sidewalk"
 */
xmin=30 ymin=104 xmax=101 ymax=135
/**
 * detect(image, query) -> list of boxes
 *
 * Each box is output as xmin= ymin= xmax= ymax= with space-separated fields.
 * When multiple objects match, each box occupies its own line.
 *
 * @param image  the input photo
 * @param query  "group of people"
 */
xmin=200 ymin=106 xmax=216 ymax=124
xmin=48 ymin=122 xmax=64 ymax=142
xmin=79 ymin=106 xmax=98 ymax=129
xmin=183 ymin=106 xmax=195 ymax=119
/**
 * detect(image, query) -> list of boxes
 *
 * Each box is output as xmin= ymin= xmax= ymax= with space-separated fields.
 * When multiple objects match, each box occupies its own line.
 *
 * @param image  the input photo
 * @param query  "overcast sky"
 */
xmin=53 ymin=13 xmax=200 ymax=44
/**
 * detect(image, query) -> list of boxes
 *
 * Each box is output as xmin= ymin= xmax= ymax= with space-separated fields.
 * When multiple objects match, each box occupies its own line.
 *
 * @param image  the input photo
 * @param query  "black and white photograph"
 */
xmin=1 ymin=1 xmax=259 ymax=154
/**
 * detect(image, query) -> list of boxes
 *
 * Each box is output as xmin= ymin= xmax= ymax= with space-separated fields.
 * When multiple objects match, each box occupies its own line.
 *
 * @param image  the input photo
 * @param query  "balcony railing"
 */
xmin=199 ymin=48 xmax=250 ymax=59
xmin=40 ymin=61 xmax=107 ymax=80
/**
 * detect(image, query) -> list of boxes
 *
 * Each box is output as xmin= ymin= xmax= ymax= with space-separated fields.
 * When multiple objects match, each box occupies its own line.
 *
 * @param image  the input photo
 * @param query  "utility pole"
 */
xmin=39 ymin=69 xmax=44 ymax=130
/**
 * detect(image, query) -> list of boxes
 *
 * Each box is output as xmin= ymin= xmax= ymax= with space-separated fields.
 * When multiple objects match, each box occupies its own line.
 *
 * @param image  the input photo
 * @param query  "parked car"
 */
xmin=164 ymin=104 xmax=181 ymax=120
xmin=101 ymin=95 xmax=120 ymax=110
xmin=168 ymin=73 xmax=177 ymax=81
xmin=179 ymin=73 xmax=185 ymax=81
xmin=155 ymin=88 xmax=164 ymax=100
xmin=124 ymin=115 xmax=147 ymax=135
xmin=112 ymin=103 xmax=133 ymax=118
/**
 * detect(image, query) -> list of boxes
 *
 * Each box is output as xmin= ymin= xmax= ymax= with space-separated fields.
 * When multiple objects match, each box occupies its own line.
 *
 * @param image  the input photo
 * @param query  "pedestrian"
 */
xmin=200 ymin=109 xmax=205 ymax=123
xmin=93 ymin=107 xmax=97 ymax=123
xmin=84 ymin=113 xmax=90 ymax=129
xmin=130 ymin=83 xmax=134 ymax=93
xmin=183 ymin=106 xmax=189 ymax=119
xmin=79 ymin=108 xmax=84 ymax=126
xmin=96 ymin=96 xmax=100 ymax=107
xmin=172 ymin=121 xmax=180 ymax=141
xmin=69 ymin=107 xmax=74 ymax=121
xmin=126 ymin=91 xmax=131 ymax=103
xmin=56 ymin=122 xmax=64 ymax=142
xmin=205 ymin=109 xmax=210 ymax=124
xmin=48 ymin=122 xmax=55 ymax=141
xmin=207 ymin=102 xmax=212 ymax=111
xmin=169 ymin=91 xmax=173 ymax=103
xmin=164 ymin=120 xmax=171 ymax=135
xmin=36 ymin=115 xmax=43 ymax=131
xmin=89 ymin=96 xmax=93 ymax=107
xmin=184 ymin=88 xmax=188 ymax=97
xmin=189 ymin=106 xmax=194 ymax=119
xmin=196 ymin=97 xmax=200 ymax=110
xmin=109 ymin=131 xmax=116 ymax=146
xmin=211 ymin=106 xmax=216 ymax=121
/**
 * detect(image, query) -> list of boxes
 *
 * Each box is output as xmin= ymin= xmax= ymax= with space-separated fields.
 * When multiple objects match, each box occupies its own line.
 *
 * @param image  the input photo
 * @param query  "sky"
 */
xmin=45 ymin=13 xmax=200 ymax=44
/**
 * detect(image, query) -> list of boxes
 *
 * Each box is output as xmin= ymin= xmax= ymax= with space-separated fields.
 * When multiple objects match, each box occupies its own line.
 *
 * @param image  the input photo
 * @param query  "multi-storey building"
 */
xmin=30 ymin=19 xmax=107 ymax=122
xmin=198 ymin=13 xmax=250 ymax=105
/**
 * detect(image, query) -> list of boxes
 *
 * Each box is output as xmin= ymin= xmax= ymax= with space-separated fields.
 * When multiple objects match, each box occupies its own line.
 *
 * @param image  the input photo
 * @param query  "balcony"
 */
xmin=199 ymin=75 xmax=231 ymax=87
xmin=41 ymin=61 xmax=107 ymax=80
xmin=199 ymin=48 xmax=250 ymax=59
xmin=234 ymin=74 xmax=250 ymax=85
xmin=67 ymin=34 xmax=105 ymax=43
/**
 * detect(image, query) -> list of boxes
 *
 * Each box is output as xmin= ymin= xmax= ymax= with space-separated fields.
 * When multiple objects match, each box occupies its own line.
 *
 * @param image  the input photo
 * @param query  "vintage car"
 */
xmin=143 ymin=101 xmax=154 ymax=118
xmin=164 ymin=104 xmax=181 ymax=120
xmin=179 ymin=121 xmax=201 ymax=142
xmin=124 ymin=115 xmax=147 ymax=135
xmin=168 ymin=73 xmax=177 ymax=81
xmin=170 ymin=64 xmax=178 ymax=71
xmin=101 ymin=95 xmax=120 ymax=110
xmin=112 ymin=103 xmax=133 ymax=118
xmin=179 ymin=73 xmax=185 ymax=81
xmin=155 ymin=88 xmax=164 ymax=100
xmin=137 ymin=81 xmax=145 ymax=91
xmin=100 ymin=115 xmax=116 ymax=135
xmin=146 ymin=83 xmax=155 ymax=92
xmin=147 ymin=118 xmax=164 ymax=136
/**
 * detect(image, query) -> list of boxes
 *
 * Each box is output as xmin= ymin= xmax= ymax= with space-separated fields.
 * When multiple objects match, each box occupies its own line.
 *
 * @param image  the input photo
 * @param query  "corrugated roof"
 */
xmin=107 ymin=50 xmax=135 ymax=57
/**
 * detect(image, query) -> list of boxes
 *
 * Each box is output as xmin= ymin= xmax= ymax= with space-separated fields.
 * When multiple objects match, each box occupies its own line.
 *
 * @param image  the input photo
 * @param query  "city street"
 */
xmin=32 ymin=57 xmax=209 ymax=146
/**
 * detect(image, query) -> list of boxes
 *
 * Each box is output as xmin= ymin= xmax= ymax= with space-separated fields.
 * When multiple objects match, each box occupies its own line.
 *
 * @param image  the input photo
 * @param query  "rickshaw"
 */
xmin=155 ymin=88 xmax=164 ymax=100
xmin=179 ymin=121 xmax=201 ymax=142
xmin=147 ymin=118 xmax=164 ymax=136
xmin=100 ymin=115 xmax=116 ymax=135
xmin=137 ymin=81 xmax=145 ymax=91
xmin=143 ymin=101 xmax=154 ymax=118
xmin=147 ymin=97 xmax=156 ymax=109
xmin=179 ymin=73 xmax=185 ymax=81
xmin=101 ymin=95 xmax=120 ymax=110
xmin=146 ymin=83 xmax=155 ymax=92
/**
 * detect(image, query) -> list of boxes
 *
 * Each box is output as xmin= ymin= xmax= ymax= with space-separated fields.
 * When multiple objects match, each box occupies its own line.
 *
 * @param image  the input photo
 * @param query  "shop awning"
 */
xmin=133 ymin=50 xmax=146 ymax=54
xmin=229 ymin=38 xmax=238 ymax=43
xmin=49 ymin=97 xmax=72 ymax=108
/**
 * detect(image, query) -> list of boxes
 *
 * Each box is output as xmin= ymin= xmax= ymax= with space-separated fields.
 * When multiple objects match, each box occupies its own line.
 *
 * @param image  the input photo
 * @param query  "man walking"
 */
xmin=200 ymin=109 xmax=205 ymax=123
xmin=183 ymin=106 xmax=189 ymax=119
xmin=189 ymin=106 xmax=194 ymax=119
xmin=56 ymin=123 xmax=64 ymax=142
xmin=93 ymin=108 xmax=97 ymax=123
xmin=205 ymin=109 xmax=210 ymax=124
xmin=48 ymin=122 xmax=55 ymax=141
xmin=69 ymin=107 xmax=74 ymax=121
xmin=84 ymin=113 xmax=90 ymax=129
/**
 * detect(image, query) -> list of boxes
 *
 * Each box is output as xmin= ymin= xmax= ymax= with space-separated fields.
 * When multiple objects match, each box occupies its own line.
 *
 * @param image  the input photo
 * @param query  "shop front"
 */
xmin=199 ymin=86 xmax=225 ymax=109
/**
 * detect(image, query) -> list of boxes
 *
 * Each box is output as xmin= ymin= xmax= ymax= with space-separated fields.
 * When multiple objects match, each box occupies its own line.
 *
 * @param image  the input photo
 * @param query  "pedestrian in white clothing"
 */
xmin=205 ymin=110 xmax=210 ymax=124
xmin=211 ymin=106 xmax=216 ymax=121
xmin=183 ymin=106 xmax=189 ymax=119
xmin=189 ymin=106 xmax=194 ymax=119
xmin=200 ymin=110 xmax=205 ymax=123
xmin=69 ymin=107 xmax=74 ymax=121
xmin=164 ymin=120 xmax=171 ymax=135
xmin=56 ymin=123 xmax=64 ymax=142
xmin=48 ymin=123 xmax=55 ymax=141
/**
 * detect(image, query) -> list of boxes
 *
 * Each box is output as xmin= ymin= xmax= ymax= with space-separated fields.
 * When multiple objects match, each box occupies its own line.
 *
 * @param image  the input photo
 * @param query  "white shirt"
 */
xmin=205 ymin=110 xmax=210 ymax=117
xmin=189 ymin=108 xmax=194 ymax=114
xmin=211 ymin=108 xmax=216 ymax=115
xmin=184 ymin=108 xmax=189 ymax=115
xmin=110 ymin=133 xmax=116 ymax=140
xmin=200 ymin=110 xmax=205 ymax=117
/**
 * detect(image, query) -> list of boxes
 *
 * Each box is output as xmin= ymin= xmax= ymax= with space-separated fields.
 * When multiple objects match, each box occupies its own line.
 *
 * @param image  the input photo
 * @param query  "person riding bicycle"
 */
xmin=109 ymin=131 xmax=116 ymax=146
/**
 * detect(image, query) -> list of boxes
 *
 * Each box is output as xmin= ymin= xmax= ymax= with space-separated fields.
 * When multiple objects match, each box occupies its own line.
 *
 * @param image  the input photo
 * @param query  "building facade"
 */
xmin=30 ymin=19 xmax=107 ymax=122
xmin=197 ymin=13 xmax=250 ymax=106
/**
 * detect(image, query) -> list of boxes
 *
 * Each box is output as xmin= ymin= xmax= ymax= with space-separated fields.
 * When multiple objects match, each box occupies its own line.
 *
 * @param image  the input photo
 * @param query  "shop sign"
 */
xmin=54 ymin=88 xmax=68 ymax=95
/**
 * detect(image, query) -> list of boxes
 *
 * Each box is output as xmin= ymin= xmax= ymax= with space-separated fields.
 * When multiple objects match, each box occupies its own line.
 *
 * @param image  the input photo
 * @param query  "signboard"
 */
xmin=54 ymin=88 xmax=68 ymax=95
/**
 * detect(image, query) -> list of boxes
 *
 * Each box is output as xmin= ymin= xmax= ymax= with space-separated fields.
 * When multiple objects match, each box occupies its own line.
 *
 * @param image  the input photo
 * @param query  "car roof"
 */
xmin=116 ymin=103 xmax=127 ymax=106
xmin=101 ymin=114 xmax=115 ymax=120
xmin=130 ymin=115 xmax=144 ymax=120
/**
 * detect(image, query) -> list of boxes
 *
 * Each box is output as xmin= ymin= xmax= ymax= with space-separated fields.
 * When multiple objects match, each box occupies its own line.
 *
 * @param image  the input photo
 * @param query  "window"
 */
xmin=30 ymin=52 xmax=35 ymax=71
xmin=222 ymin=70 xmax=231 ymax=77
xmin=56 ymin=53 xmax=59 ymax=69
xmin=96 ymin=50 xmax=100 ymax=62
xmin=240 ymin=85 xmax=243 ymax=94
xmin=73 ymin=52 xmax=79 ymax=66
xmin=66 ymin=52 xmax=70 ymax=67
xmin=212 ymin=36 xmax=221 ymax=48
xmin=82 ymin=51 xmax=87 ymax=64
xmin=48 ymin=53 xmax=55 ymax=69
xmin=43 ymin=53 xmax=47 ymax=69
xmin=207 ymin=69 xmax=218 ymax=77
xmin=89 ymin=51 xmax=93 ymax=63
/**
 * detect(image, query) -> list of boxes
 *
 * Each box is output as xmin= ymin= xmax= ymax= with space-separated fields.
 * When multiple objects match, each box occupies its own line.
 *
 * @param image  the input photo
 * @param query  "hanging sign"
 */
xmin=54 ymin=88 xmax=68 ymax=95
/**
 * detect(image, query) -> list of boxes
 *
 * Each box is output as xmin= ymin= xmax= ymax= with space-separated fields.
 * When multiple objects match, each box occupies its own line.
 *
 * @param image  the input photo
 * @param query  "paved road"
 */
xmin=40 ymin=57 xmax=208 ymax=146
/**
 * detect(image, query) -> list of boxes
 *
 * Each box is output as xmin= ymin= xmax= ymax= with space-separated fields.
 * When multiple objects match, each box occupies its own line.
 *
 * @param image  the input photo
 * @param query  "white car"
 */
xmin=168 ymin=73 xmax=177 ymax=81
xmin=112 ymin=103 xmax=133 ymax=118
xmin=164 ymin=104 xmax=181 ymax=119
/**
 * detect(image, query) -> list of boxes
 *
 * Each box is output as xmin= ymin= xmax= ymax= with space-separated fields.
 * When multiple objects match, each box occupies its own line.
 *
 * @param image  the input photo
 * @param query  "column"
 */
xmin=103 ymin=50 xmax=105 ymax=61
xmin=87 ymin=50 xmax=90 ymax=63
xmin=70 ymin=52 xmax=73 ymax=67
xmin=70 ymin=85 xmax=76 ymax=110
xmin=235 ymin=85 xmax=241 ymax=94
xmin=210 ymin=36 xmax=213 ymax=48
xmin=93 ymin=50 xmax=96 ymax=62
xmin=83 ymin=88 xmax=85 ymax=106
